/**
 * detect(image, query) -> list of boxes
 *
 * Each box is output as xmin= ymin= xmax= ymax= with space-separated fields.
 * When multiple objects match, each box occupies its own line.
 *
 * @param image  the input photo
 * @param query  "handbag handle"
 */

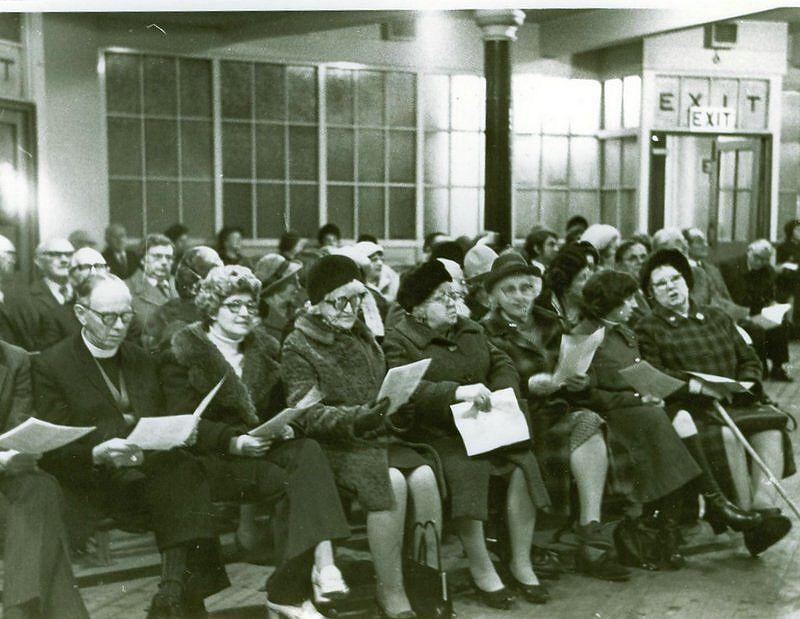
xmin=412 ymin=520 xmax=443 ymax=571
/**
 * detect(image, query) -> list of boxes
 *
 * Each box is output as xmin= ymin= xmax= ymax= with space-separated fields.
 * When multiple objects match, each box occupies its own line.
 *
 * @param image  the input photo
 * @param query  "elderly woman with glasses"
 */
xmin=282 ymin=254 xmax=443 ymax=619
xmin=383 ymin=259 xmax=551 ymax=610
xmin=159 ymin=265 xmax=352 ymax=619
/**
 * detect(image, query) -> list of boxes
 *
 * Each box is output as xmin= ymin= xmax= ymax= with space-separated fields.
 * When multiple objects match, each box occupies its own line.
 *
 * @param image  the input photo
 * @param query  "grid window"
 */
xmin=780 ymin=91 xmax=800 ymax=233
xmin=324 ymin=68 xmax=417 ymax=240
xmin=600 ymin=136 xmax=639 ymax=235
xmin=512 ymin=76 xmax=602 ymax=238
xmin=105 ymin=53 xmax=215 ymax=237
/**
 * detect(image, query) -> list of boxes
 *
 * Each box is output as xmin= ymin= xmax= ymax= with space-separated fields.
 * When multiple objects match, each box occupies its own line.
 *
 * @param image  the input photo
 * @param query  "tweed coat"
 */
xmin=281 ymin=312 xmax=396 ymax=511
xmin=573 ymin=318 xmax=701 ymax=503
xmin=382 ymin=314 xmax=549 ymax=521
xmin=125 ymin=269 xmax=179 ymax=350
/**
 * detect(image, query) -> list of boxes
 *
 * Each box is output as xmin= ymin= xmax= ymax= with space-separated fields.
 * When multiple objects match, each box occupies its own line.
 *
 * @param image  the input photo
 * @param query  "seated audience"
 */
xmin=32 ymin=276 xmax=227 ymax=618
xmin=719 ymin=240 xmax=792 ymax=381
xmin=0 ymin=338 xmax=89 ymax=619
xmin=522 ymin=227 xmax=559 ymax=274
xmin=775 ymin=219 xmax=800 ymax=328
xmin=216 ymin=226 xmax=252 ymax=268
xmin=580 ymin=224 xmax=621 ymax=270
xmin=480 ymin=253 xmax=629 ymax=581
xmin=164 ymin=223 xmax=190 ymax=273
xmin=614 ymin=239 xmax=651 ymax=323
xmin=634 ymin=249 xmax=794 ymax=556
xmin=278 ymin=230 xmax=306 ymax=261
xmin=565 ymin=215 xmax=589 ymax=244
xmin=383 ymin=259 xmax=551 ymax=609
xmin=254 ymin=253 xmax=304 ymax=343
xmin=536 ymin=243 xmax=594 ymax=329
xmin=68 ymin=229 xmax=97 ymax=251
xmin=143 ymin=246 xmax=222 ymax=352
xmin=357 ymin=240 xmax=401 ymax=303
xmin=282 ymin=255 xmax=443 ymax=619
xmin=126 ymin=234 xmax=179 ymax=343
xmin=159 ymin=265 xmax=352 ymax=619
xmin=317 ymin=223 xmax=341 ymax=254
xmin=102 ymin=224 xmax=138 ymax=279
xmin=463 ymin=244 xmax=498 ymax=321
xmin=421 ymin=231 xmax=449 ymax=262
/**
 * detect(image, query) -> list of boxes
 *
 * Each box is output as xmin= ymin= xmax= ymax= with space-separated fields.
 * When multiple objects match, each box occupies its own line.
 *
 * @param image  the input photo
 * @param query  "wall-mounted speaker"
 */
xmin=704 ymin=22 xmax=738 ymax=49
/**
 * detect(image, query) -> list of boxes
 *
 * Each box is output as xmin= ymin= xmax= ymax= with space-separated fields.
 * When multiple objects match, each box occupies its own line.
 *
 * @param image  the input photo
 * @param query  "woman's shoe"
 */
xmin=743 ymin=514 xmax=792 ymax=557
xmin=470 ymin=580 xmax=515 ymax=610
xmin=266 ymin=599 xmax=324 ymax=619
xmin=508 ymin=578 xmax=549 ymax=605
xmin=703 ymin=492 xmax=763 ymax=534
xmin=375 ymin=602 xmax=417 ymax=619
xmin=312 ymin=564 xmax=350 ymax=602
xmin=574 ymin=545 xmax=631 ymax=582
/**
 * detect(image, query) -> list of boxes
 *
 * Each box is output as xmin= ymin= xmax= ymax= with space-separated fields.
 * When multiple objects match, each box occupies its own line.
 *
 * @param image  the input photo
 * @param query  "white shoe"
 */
xmin=312 ymin=564 xmax=350 ymax=603
xmin=266 ymin=598 xmax=324 ymax=619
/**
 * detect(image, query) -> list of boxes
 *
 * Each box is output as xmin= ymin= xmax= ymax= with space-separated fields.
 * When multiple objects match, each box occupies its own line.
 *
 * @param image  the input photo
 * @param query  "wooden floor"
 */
xmin=63 ymin=357 xmax=800 ymax=618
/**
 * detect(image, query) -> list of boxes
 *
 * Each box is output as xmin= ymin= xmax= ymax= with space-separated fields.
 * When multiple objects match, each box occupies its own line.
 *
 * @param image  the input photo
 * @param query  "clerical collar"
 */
xmin=81 ymin=329 xmax=120 ymax=358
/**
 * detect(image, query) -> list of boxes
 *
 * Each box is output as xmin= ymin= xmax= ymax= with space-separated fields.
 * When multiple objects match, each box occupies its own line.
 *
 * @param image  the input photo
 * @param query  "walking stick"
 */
xmin=712 ymin=400 xmax=800 ymax=521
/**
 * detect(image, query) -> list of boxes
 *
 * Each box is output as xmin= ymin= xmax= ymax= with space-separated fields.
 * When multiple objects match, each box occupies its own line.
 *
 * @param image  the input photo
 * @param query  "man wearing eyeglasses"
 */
xmin=32 ymin=275 xmax=226 ymax=618
xmin=126 ymin=233 xmax=179 ymax=347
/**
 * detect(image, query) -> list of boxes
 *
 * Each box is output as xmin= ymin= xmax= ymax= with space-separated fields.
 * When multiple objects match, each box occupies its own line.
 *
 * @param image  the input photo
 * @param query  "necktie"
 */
xmin=59 ymin=284 xmax=72 ymax=304
xmin=158 ymin=280 xmax=171 ymax=298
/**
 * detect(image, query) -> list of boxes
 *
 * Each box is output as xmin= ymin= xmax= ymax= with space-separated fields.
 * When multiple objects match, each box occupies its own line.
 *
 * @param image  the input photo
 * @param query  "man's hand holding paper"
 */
xmin=92 ymin=438 xmax=144 ymax=468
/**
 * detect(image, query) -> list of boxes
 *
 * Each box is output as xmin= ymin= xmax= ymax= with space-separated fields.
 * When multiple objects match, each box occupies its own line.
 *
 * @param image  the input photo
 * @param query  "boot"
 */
xmin=703 ymin=491 xmax=763 ymax=534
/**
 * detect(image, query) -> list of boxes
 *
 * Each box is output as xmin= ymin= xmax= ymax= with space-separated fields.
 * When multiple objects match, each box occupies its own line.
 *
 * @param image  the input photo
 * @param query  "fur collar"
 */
xmin=294 ymin=311 xmax=374 ymax=347
xmin=170 ymin=322 xmax=281 ymax=426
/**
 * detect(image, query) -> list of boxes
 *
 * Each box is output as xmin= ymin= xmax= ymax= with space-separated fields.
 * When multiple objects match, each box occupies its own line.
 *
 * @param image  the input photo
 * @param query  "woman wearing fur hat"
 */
xmin=282 ymin=254 xmax=443 ymax=619
xmin=536 ymin=243 xmax=595 ymax=330
xmin=159 ymin=265 xmax=352 ymax=619
xmin=383 ymin=259 xmax=551 ymax=609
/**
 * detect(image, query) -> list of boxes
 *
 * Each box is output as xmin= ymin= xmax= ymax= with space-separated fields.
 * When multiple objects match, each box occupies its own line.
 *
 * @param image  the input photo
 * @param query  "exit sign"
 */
xmin=688 ymin=106 xmax=737 ymax=131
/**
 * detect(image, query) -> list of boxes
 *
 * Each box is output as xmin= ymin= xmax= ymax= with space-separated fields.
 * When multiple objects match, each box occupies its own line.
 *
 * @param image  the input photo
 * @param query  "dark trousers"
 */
xmin=198 ymin=438 xmax=351 ymax=603
xmin=1 ymin=471 xmax=89 ymax=618
xmin=742 ymin=320 xmax=790 ymax=371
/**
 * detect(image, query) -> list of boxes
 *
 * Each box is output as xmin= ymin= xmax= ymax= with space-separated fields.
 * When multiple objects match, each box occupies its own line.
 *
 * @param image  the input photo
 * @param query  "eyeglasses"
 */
xmin=148 ymin=252 xmax=173 ymax=261
xmin=83 ymin=306 xmax=135 ymax=327
xmin=221 ymin=299 xmax=259 ymax=315
xmin=323 ymin=292 xmax=367 ymax=313
xmin=651 ymin=274 xmax=684 ymax=291
xmin=428 ymin=290 xmax=461 ymax=306
xmin=71 ymin=263 xmax=109 ymax=273
xmin=43 ymin=251 xmax=72 ymax=259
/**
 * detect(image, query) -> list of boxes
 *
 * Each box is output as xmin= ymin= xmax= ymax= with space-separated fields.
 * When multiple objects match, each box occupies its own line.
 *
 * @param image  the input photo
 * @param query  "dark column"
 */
xmin=475 ymin=9 xmax=524 ymax=249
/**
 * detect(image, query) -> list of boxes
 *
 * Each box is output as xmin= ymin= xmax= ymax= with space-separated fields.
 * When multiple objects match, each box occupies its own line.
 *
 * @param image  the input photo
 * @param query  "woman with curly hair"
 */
xmin=535 ymin=242 xmax=595 ymax=333
xmin=159 ymin=265 xmax=351 ymax=619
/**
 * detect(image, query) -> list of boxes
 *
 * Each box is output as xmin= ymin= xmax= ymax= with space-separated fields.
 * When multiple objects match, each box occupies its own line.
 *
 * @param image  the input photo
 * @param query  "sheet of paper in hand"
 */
xmin=377 ymin=359 xmax=432 ymax=415
xmin=0 ymin=418 xmax=95 ymax=454
xmin=685 ymin=371 xmax=754 ymax=395
xmin=450 ymin=387 xmax=530 ymax=456
xmin=552 ymin=327 xmax=605 ymax=386
xmin=618 ymin=360 xmax=686 ymax=400
xmin=750 ymin=303 xmax=792 ymax=330
xmin=248 ymin=386 xmax=324 ymax=440
xmin=127 ymin=376 xmax=226 ymax=450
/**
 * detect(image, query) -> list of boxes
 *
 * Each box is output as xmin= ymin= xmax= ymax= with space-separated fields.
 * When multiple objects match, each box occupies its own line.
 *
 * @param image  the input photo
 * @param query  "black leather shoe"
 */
xmin=509 ymin=578 xmax=549 ymax=605
xmin=182 ymin=595 xmax=208 ymax=619
xmin=769 ymin=367 xmax=794 ymax=382
xmin=147 ymin=592 xmax=184 ymax=619
xmin=471 ymin=580 xmax=515 ymax=610
xmin=531 ymin=546 xmax=565 ymax=580
xmin=575 ymin=546 xmax=631 ymax=582
xmin=752 ymin=507 xmax=782 ymax=518
xmin=703 ymin=492 xmax=763 ymax=534
xmin=744 ymin=514 xmax=792 ymax=557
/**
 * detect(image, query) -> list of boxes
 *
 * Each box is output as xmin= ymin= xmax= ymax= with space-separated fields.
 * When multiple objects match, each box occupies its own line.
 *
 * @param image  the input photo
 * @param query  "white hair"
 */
xmin=580 ymin=224 xmax=620 ymax=253
xmin=652 ymin=228 xmax=688 ymax=254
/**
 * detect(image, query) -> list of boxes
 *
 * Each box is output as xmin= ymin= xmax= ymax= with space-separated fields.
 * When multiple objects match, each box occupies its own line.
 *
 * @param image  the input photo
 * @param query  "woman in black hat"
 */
xmin=480 ymin=252 xmax=630 ymax=581
xmin=536 ymin=243 xmax=595 ymax=330
xmin=383 ymin=260 xmax=551 ymax=609
xmin=282 ymin=255 xmax=443 ymax=619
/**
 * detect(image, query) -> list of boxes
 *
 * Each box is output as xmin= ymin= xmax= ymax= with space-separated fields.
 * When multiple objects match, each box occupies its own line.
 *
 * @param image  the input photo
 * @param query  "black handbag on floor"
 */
xmin=613 ymin=513 xmax=684 ymax=571
xmin=405 ymin=521 xmax=453 ymax=619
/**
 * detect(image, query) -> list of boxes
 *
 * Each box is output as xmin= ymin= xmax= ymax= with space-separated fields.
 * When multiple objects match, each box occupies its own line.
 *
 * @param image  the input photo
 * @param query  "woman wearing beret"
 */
xmin=480 ymin=252 xmax=631 ymax=581
xmin=383 ymin=259 xmax=551 ymax=609
xmin=159 ymin=265 xmax=352 ymax=619
xmin=634 ymin=249 xmax=794 ymax=556
xmin=281 ymin=255 xmax=443 ymax=619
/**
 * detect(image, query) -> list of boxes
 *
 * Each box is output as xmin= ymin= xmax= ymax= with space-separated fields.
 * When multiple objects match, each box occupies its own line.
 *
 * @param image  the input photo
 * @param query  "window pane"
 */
xmin=0 ymin=14 xmax=21 ymax=42
xmin=513 ymin=134 xmax=540 ymax=187
xmin=423 ymin=74 xmax=449 ymax=130
xmin=734 ymin=191 xmax=752 ymax=242
xmin=256 ymin=125 xmax=285 ymax=181
xmin=145 ymin=180 xmax=179 ymax=233
xmin=256 ymin=183 xmax=286 ymax=238
xmin=541 ymin=190 xmax=568 ymax=234
xmin=358 ymin=186 xmax=384 ymax=238
xmin=255 ymin=64 xmax=285 ymax=121
xmin=288 ymin=126 xmax=318 ymax=181
xmin=618 ymin=190 xmax=637 ymax=236
xmin=289 ymin=184 xmax=319 ymax=237
xmin=326 ymin=69 xmax=354 ymax=126
xmin=569 ymin=190 xmax=601 ymax=228
xmin=569 ymin=137 xmax=599 ymax=188
xmin=222 ymin=122 xmax=253 ymax=179
xmin=389 ymin=187 xmax=415 ymax=239
xmin=780 ymin=142 xmax=800 ymax=190
xmin=513 ymin=74 xmax=541 ymax=134
xmin=737 ymin=150 xmax=753 ymax=188
xmin=223 ymin=182 xmax=253 ymax=237
xmin=221 ymin=61 xmax=252 ymax=120
xmin=145 ymin=119 xmax=178 ymax=177
xmin=717 ymin=190 xmax=734 ymax=242
xmin=387 ymin=72 xmax=415 ymax=127
xmin=451 ymin=131 xmax=481 ymax=187
xmin=600 ymin=190 xmax=618 ymax=228
xmin=514 ymin=189 xmax=538 ymax=238
xmin=327 ymin=128 xmax=354 ymax=182
xmin=143 ymin=56 xmax=176 ymax=116
xmin=623 ymin=75 xmax=641 ymax=128
xmin=358 ymin=129 xmax=385 ymax=182
xmin=326 ymin=185 xmax=354 ymax=239
xmin=288 ymin=66 xmax=317 ymax=123
xmin=450 ymin=188 xmax=479 ymax=237
xmin=109 ymin=180 xmax=143 ymax=236
xmin=569 ymin=79 xmax=601 ymax=134
xmin=182 ymin=181 xmax=215 ymax=238
xmin=604 ymin=79 xmax=622 ymax=130
xmin=357 ymin=71 xmax=384 ymax=126
xmin=603 ymin=139 xmax=621 ymax=188
xmin=621 ymin=138 xmax=639 ymax=187
xmin=424 ymin=131 xmax=449 ymax=185
xmin=179 ymin=58 xmax=212 ymax=118
xmin=424 ymin=187 xmax=449 ymax=235
xmin=389 ymin=130 xmax=415 ymax=183
xmin=451 ymin=75 xmax=484 ymax=132
xmin=181 ymin=120 xmax=213 ymax=179
xmin=541 ymin=136 xmax=568 ymax=187
xmin=106 ymin=53 xmax=141 ymax=114
xmin=541 ymin=77 xmax=570 ymax=134
xmin=107 ymin=118 xmax=142 ymax=177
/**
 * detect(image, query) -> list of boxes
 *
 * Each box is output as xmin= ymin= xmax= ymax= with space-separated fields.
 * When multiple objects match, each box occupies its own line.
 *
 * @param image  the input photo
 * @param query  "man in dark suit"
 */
xmin=0 ymin=238 xmax=76 ymax=352
xmin=32 ymin=275 xmax=226 ymax=618
xmin=0 ymin=340 xmax=89 ymax=619
xmin=719 ymin=239 xmax=792 ymax=381
xmin=102 ymin=223 xmax=139 ymax=280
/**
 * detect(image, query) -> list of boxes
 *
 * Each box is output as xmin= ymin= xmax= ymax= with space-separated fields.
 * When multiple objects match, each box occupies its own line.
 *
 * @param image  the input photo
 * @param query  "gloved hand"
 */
xmin=386 ymin=401 xmax=416 ymax=432
xmin=354 ymin=398 xmax=390 ymax=435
